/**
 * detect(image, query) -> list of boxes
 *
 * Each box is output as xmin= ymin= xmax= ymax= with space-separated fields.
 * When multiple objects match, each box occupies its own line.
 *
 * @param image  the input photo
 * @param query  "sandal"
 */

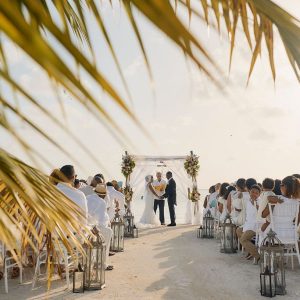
xmin=105 ymin=265 xmax=114 ymax=271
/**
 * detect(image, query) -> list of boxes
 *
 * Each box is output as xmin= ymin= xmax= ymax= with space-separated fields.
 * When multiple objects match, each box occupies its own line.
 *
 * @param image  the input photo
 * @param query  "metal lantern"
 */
xmin=260 ymin=230 xmax=286 ymax=297
xmin=83 ymin=229 xmax=106 ymax=290
xmin=198 ymin=210 xmax=214 ymax=238
xmin=133 ymin=225 xmax=139 ymax=238
xmin=260 ymin=266 xmax=276 ymax=298
xmin=110 ymin=211 xmax=125 ymax=252
xmin=220 ymin=214 xmax=237 ymax=253
xmin=124 ymin=209 xmax=138 ymax=238
xmin=73 ymin=263 xmax=85 ymax=293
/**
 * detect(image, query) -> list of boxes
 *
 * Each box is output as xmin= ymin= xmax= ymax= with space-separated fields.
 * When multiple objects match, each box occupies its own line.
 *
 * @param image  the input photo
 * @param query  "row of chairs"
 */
xmin=213 ymin=201 xmax=300 ymax=268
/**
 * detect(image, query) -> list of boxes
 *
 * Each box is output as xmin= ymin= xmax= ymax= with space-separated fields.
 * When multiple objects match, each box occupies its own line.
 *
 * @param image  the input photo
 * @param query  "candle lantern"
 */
xmin=220 ymin=214 xmax=237 ymax=253
xmin=73 ymin=263 xmax=85 ymax=293
xmin=110 ymin=212 xmax=125 ymax=252
xmin=83 ymin=228 xmax=106 ymax=290
xmin=198 ymin=210 xmax=214 ymax=238
xmin=123 ymin=209 xmax=138 ymax=238
xmin=260 ymin=230 xmax=286 ymax=297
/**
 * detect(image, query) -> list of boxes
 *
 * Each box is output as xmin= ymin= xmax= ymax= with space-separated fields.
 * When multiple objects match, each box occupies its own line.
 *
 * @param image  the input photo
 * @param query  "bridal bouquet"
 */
xmin=121 ymin=154 xmax=135 ymax=178
xmin=184 ymin=153 xmax=200 ymax=179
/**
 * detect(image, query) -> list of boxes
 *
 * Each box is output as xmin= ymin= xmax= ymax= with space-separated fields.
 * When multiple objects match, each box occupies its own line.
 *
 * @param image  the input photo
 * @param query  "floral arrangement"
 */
xmin=121 ymin=154 xmax=135 ymax=178
xmin=184 ymin=152 xmax=200 ymax=179
xmin=188 ymin=187 xmax=200 ymax=202
xmin=124 ymin=186 xmax=133 ymax=204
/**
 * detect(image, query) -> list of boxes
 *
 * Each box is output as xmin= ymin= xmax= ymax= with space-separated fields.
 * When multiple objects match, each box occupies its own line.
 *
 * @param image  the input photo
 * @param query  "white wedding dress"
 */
xmin=137 ymin=177 xmax=160 ymax=228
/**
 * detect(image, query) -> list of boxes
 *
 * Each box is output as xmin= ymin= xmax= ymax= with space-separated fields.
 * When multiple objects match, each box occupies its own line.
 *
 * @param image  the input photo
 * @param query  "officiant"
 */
xmin=153 ymin=172 xmax=167 ymax=225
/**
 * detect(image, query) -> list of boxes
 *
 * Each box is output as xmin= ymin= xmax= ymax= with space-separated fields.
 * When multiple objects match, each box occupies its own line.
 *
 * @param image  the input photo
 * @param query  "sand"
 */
xmin=1 ymin=225 xmax=300 ymax=299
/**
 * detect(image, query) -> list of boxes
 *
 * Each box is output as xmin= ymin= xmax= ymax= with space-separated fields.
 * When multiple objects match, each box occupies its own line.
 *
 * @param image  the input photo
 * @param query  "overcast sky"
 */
xmin=1 ymin=0 xmax=300 ymax=188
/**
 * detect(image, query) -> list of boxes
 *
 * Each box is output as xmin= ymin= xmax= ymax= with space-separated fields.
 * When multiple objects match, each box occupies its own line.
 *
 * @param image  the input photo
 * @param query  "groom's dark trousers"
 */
xmin=154 ymin=199 xmax=165 ymax=224
xmin=163 ymin=177 xmax=177 ymax=225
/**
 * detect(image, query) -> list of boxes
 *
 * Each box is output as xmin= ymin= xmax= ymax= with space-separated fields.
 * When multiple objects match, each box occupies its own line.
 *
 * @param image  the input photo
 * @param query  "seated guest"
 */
xmin=257 ymin=178 xmax=275 ymax=231
xmin=217 ymin=183 xmax=229 ymax=222
xmin=107 ymin=182 xmax=126 ymax=217
xmin=204 ymin=183 xmax=220 ymax=217
xmin=262 ymin=176 xmax=300 ymax=239
xmin=49 ymin=169 xmax=62 ymax=185
xmin=273 ymin=179 xmax=282 ymax=195
xmin=56 ymin=165 xmax=88 ymax=223
xmin=236 ymin=184 xmax=261 ymax=263
xmin=80 ymin=175 xmax=103 ymax=196
xmin=87 ymin=184 xmax=113 ymax=270
xmin=203 ymin=186 xmax=215 ymax=209
xmin=230 ymin=178 xmax=249 ymax=226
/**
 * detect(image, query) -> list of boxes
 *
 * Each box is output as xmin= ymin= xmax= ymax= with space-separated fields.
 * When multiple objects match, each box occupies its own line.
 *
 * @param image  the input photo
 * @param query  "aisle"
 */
xmin=77 ymin=225 xmax=300 ymax=300
xmin=2 ymin=225 xmax=300 ymax=299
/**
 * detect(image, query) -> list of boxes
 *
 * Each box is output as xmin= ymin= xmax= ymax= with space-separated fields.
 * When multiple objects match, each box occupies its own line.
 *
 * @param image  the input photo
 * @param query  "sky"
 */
xmin=1 ymin=0 xmax=300 ymax=188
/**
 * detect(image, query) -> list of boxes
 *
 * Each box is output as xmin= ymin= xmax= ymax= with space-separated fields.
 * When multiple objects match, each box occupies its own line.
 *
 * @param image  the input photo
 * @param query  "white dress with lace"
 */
xmin=136 ymin=183 xmax=160 ymax=229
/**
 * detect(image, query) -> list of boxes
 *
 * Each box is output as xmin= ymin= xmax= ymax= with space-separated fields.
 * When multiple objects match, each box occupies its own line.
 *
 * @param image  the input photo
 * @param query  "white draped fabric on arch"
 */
xmin=127 ymin=155 xmax=201 ymax=225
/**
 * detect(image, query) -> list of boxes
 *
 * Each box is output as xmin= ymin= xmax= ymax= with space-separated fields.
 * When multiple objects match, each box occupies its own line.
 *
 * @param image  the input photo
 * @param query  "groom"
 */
xmin=161 ymin=171 xmax=177 ymax=226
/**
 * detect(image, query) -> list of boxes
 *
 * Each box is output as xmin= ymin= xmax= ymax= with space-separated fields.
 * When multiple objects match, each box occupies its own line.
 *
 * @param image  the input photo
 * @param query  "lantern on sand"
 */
xmin=260 ymin=229 xmax=286 ymax=297
xmin=83 ymin=227 xmax=106 ymax=290
xmin=197 ymin=210 xmax=214 ymax=238
xmin=220 ymin=214 xmax=237 ymax=253
xmin=110 ymin=211 xmax=125 ymax=252
xmin=123 ymin=209 xmax=138 ymax=238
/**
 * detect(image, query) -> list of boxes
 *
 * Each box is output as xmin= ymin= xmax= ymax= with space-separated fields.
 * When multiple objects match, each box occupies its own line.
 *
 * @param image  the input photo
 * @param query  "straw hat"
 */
xmin=95 ymin=183 xmax=107 ymax=196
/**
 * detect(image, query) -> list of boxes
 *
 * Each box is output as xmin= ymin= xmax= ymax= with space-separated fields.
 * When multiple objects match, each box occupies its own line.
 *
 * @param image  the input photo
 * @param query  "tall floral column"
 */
xmin=121 ymin=151 xmax=135 ymax=211
xmin=184 ymin=151 xmax=201 ymax=225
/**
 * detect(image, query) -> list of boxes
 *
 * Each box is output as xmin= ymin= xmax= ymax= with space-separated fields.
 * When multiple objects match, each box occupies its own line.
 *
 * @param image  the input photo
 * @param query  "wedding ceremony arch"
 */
xmin=121 ymin=152 xmax=201 ymax=225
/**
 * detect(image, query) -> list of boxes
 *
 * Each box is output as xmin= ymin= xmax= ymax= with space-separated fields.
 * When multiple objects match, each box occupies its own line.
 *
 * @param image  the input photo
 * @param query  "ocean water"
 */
xmin=131 ymin=189 xmax=208 ymax=224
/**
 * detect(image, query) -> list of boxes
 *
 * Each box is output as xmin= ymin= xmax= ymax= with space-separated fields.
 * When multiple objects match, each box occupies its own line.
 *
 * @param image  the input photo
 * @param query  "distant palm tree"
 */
xmin=0 ymin=0 xmax=299 ymax=279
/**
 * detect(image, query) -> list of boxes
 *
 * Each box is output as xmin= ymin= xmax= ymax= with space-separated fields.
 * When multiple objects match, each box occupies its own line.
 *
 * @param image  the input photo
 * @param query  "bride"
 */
xmin=137 ymin=175 xmax=161 ymax=228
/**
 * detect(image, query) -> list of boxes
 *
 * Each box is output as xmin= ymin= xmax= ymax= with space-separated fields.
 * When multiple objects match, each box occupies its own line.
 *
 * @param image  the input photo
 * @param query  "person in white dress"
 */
xmin=137 ymin=175 xmax=161 ymax=228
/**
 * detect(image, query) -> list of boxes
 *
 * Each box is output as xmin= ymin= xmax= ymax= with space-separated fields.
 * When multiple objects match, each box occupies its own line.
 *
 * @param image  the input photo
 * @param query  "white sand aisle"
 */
xmin=1 ymin=225 xmax=300 ymax=299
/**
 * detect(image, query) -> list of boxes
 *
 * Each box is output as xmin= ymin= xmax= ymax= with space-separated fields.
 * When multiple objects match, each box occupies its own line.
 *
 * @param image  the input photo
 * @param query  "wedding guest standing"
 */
xmin=163 ymin=171 xmax=177 ymax=226
xmin=153 ymin=172 xmax=167 ymax=225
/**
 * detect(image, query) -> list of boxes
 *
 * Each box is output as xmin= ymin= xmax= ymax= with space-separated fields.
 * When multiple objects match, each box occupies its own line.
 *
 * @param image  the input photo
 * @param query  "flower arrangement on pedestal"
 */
xmin=124 ymin=186 xmax=133 ymax=204
xmin=121 ymin=153 xmax=135 ymax=178
xmin=184 ymin=152 xmax=200 ymax=179
xmin=188 ymin=187 xmax=200 ymax=202
xmin=121 ymin=152 xmax=135 ymax=207
xmin=185 ymin=151 xmax=200 ymax=204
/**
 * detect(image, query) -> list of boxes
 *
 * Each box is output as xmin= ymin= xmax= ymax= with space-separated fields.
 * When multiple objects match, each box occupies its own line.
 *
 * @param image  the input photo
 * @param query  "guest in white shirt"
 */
xmin=87 ymin=184 xmax=113 ymax=270
xmin=56 ymin=165 xmax=88 ymax=223
xmin=80 ymin=175 xmax=103 ymax=196
xmin=236 ymin=184 xmax=261 ymax=262
xmin=106 ymin=182 xmax=125 ymax=218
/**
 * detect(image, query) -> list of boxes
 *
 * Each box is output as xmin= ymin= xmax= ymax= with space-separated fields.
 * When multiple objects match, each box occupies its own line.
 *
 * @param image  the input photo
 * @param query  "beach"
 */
xmin=2 ymin=225 xmax=300 ymax=300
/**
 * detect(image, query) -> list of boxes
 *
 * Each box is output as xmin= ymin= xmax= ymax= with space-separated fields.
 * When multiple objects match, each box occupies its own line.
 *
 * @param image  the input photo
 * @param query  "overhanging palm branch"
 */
xmin=0 ymin=147 xmax=88 ymax=265
xmin=0 ymin=0 xmax=300 ymax=287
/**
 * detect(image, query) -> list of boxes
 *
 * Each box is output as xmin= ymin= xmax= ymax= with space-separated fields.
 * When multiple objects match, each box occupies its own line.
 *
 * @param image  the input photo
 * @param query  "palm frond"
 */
xmin=0 ymin=148 xmax=89 ymax=259
xmin=0 ymin=1 xmax=300 ymax=289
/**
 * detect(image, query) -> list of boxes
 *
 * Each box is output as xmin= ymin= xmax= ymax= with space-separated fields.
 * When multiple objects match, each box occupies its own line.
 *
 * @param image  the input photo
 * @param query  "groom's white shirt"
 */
xmin=153 ymin=179 xmax=167 ymax=199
